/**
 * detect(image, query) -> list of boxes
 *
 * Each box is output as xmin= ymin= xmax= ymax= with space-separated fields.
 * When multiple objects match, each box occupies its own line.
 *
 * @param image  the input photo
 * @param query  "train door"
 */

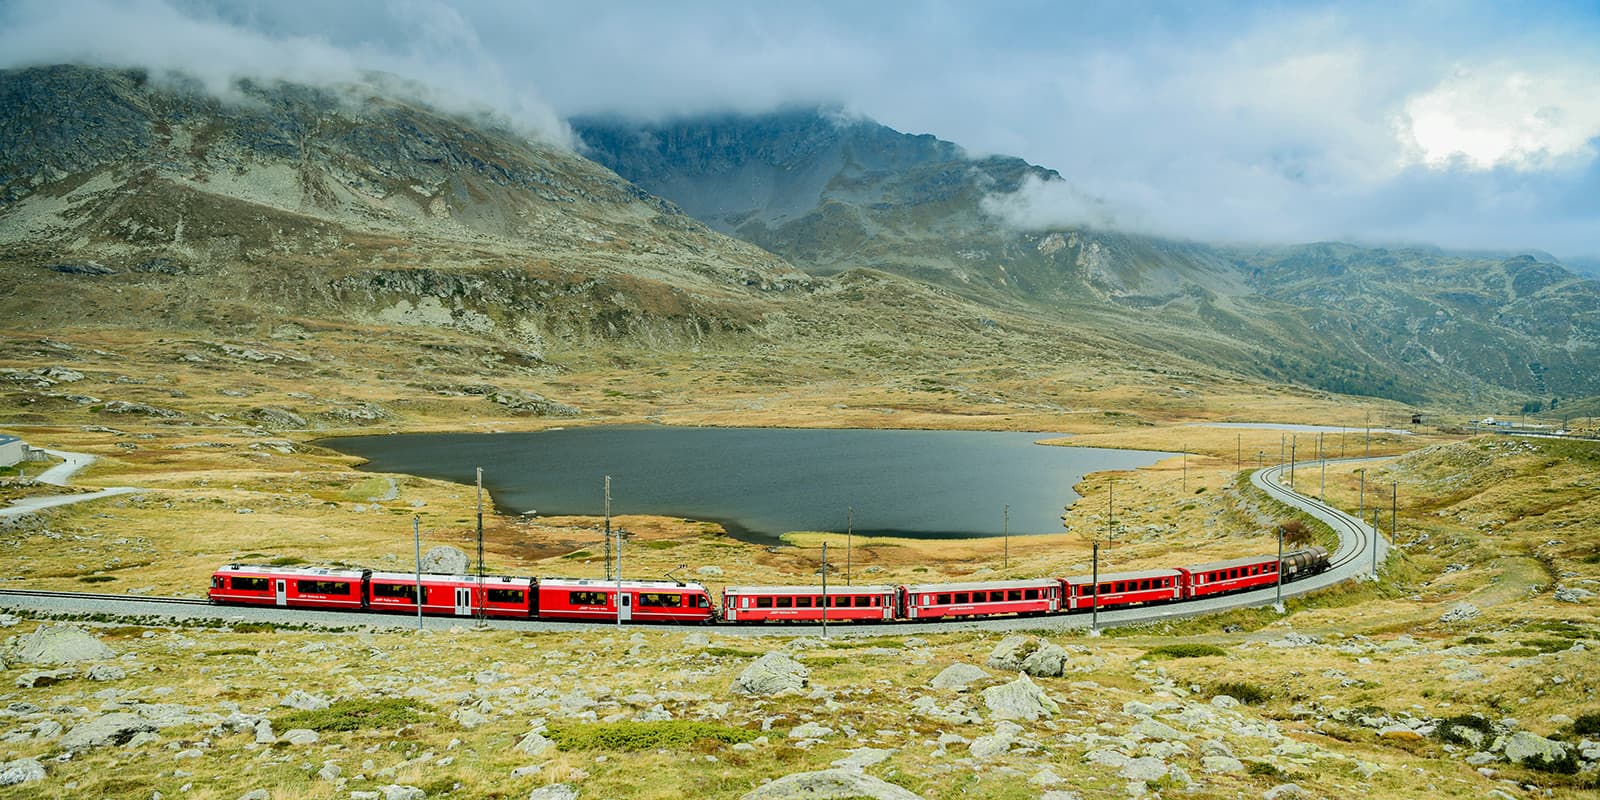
xmin=274 ymin=579 xmax=287 ymax=607
xmin=618 ymin=591 xmax=632 ymax=622
xmin=454 ymin=587 xmax=472 ymax=616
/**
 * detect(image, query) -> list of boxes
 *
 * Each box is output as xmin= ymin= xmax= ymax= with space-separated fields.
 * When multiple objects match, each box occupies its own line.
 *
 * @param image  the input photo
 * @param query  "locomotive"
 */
xmin=209 ymin=545 xmax=1330 ymax=626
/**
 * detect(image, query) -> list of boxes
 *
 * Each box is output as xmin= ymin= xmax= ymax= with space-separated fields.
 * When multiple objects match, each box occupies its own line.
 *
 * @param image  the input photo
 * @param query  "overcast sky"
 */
xmin=3 ymin=0 xmax=1599 ymax=260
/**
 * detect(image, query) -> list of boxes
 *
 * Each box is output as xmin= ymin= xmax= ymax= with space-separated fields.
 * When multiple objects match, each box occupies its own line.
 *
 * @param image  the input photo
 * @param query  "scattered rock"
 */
xmin=732 ymin=652 xmax=809 ymax=696
xmin=247 ymin=407 xmax=306 ymax=429
xmin=1263 ymin=784 xmax=1307 ymax=799
xmin=740 ymin=768 xmax=924 ymax=800
xmin=697 ymin=566 xmax=724 ymax=577
xmin=969 ymin=721 xmax=1023 ymax=760
xmin=1503 ymin=731 xmax=1569 ymax=766
xmin=15 ymin=668 xmax=75 ymax=688
xmin=1268 ymin=633 xmax=1319 ymax=648
xmin=1121 ymin=756 xmax=1170 ymax=782
xmin=985 ymin=635 xmax=1067 ymax=676
xmin=86 ymin=664 xmax=126 ymax=681
xmin=0 ymin=758 xmax=45 ymax=787
xmin=1554 ymin=586 xmax=1594 ymax=603
xmin=929 ymin=663 xmax=989 ymax=692
xmin=421 ymin=546 xmax=470 ymax=574
xmin=238 ymin=790 xmax=270 ymax=800
xmin=100 ymin=400 xmax=180 ymax=418
xmin=1439 ymin=603 xmax=1480 ymax=623
xmin=282 ymin=729 xmax=320 ymax=746
xmin=3 ymin=624 xmax=115 ymax=664
xmin=830 ymin=748 xmax=893 ymax=771
xmin=789 ymin=721 xmax=833 ymax=740
xmin=1201 ymin=755 xmax=1245 ymax=774
xmin=526 ymin=785 xmax=578 ymax=800
xmin=59 ymin=712 xmax=158 ymax=750
xmin=981 ymin=674 xmax=1058 ymax=721
xmin=380 ymin=786 xmax=425 ymax=800
xmin=515 ymin=731 xmax=554 ymax=757
xmin=279 ymin=690 xmax=330 ymax=710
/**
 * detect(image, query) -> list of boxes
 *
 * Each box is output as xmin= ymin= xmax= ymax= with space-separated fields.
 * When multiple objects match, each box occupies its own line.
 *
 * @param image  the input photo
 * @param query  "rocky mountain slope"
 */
xmin=575 ymin=110 xmax=1600 ymax=406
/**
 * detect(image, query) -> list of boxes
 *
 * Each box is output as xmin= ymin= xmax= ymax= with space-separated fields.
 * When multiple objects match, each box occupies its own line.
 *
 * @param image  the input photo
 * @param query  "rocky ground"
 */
xmin=0 ymin=616 xmax=1594 ymax=800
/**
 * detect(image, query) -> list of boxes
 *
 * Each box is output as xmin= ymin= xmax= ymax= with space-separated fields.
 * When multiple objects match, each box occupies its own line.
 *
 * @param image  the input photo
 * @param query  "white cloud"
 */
xmin=1398 ymin=65 xmax=1600 ymax=171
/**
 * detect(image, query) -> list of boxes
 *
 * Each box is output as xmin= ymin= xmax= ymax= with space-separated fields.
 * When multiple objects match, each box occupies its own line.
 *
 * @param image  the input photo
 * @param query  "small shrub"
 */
xmin=273 ymin=698 xmax=429 ymax=732
xmin=202 ymin=647 xmax=258 ymax=657
xmin=1434 ymin=714 xmax=1493 ymax=746
xmin=1573 ymin=713 xmax=1600 ymax=736
xmin=1142 ymin=643 xmax=1228 ymax=660
xmin=78 ymin=575 xmax=116 ymax=584
xmin=268 ymin=556 xmax=306 ymax=566
xmin=640 ymin=540 xmax=681 ymax=550
xmin=1519 ymin=638 xmax=1571 ymax=654
xmin=1245 ymin=761 xmax=1282 ymax=777
xmin=701 ymin=647 xmax=760 ymax=659
xmin=230 ymin=622 xmax=276 ymax=633
xmin=559 ymin=550 xmax=593 ymax=560
xmin=1461 ymin=635 xmax=1493 ymax=645
xmin=1489 ymin=647 xmax=1540 ymax=658
xmin=1212 ymin=681 xmax=1271 ymax=705
xmin=1521 ymin=749 xmax=1580 ymax=775
xmin=548 ymin=720 xmax=758 ymax=751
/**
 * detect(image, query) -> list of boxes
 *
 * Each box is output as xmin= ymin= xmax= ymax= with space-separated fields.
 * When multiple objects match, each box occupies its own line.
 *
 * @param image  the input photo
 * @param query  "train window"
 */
xmin=373 ymin=583 xmax=419 ymax=602
xmin=1100 ymin=583 xmax=1111 ymax=594
xmin=1007 ymin=590 xmax=1021 ymax=601
xmin=696 ymin=595 xmax=709 ymax=608
xmin=855 ymin=596 xmax=872 ymax=607
xmin=776 ymin=597 xmax=793 ymax=608
xmin=639 ymin=593 xmax=682 ymax=607
xmin=231 ymin=576 xmax=269 ymax=591
xmin=796 ymin=597 xmax=813 ymax=608
xmin=756 ymin=596 xmax=773 ymax=608
xmin=211 ymin=576 xmax=224 ymax=589
xmin=298 ymin=580 xmax=349 ymax=595
xmin=569 ymin=591 xmax=609 ymax=606
xmin=487 ymin=589 xmax=525 ymax=604
xmin=1026 ymin=589 xmax=1040 ymax=600
xmin=952 ymin=593 xmax=968 ymax=604
xmin=937 ymin=594 xmax=952 ymax=605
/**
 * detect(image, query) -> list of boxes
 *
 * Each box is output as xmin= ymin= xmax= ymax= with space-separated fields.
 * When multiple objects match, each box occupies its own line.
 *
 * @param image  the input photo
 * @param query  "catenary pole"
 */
xmin=1003 ymin=504 xmax=1009 ymax=571
xmin=413 ymin=516 xmax=423 ymax=632
xmin=476 ymin=467 xmax=484 ymax=625
xmin=821 ymin=542 xmax=828 ymax=638
xmin=1275 ymin=522 xmax=1284 ymax=611
xmin=603 ymin=476 xmax=612 ymax=581
xmin=1091 ymin=541 xmax=1100 ymax=635
xmin=846 ymin=506 xmax=853 ymax=587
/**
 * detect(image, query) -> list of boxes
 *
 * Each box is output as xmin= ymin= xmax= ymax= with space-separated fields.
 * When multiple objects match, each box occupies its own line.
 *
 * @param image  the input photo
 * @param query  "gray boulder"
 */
xmin=929 ymin=663 xmax=989 ymax=692
xmin=1439 ymin=603 xmax=1480 ymax=623
xmin=15 ymin=668 xmax=75 ymax=688
xmin=515 ymin=730 xmax=553 ymax=756
xmin=741 ymin=768 xmax=924 ymax=800
xmin=986 ymin=635 xmax=1068 ymax=677
xmin=421 ymin=546 xmax=470 ymax=574
xmin=4 ymin=624 xmax=115 ymax=664
xmin=1201 ymin=755 xmax=1245 ymax=773
xmin=59 ymin=712 xmax=158 ymax=749
xmin=279 ymin=690 xmax=330 ymax=710
xmin=1020 ymin=644 xmax=1069 ymax=678
xmin=732 ymin=652 xmax=809 ymax=696
xmin=527 ymin=785 xmax=578 ymax=800
xmin=86 ymin=664 xmax=126 ymax=681
xmin=1121 ymin=756 xmax=1170 ymax=782
xmin=981 ymin=674 xmax=1058 ymax=721
xmin=0 ymin=758 xmax=45 ymax=787
xmin=1554 ymin=586 xmax=1594 ymax=603
xmin=1503 ymin=731 xmax=1569 ymax=766
xmin=380 ymin=786 xmax=425 ymax=800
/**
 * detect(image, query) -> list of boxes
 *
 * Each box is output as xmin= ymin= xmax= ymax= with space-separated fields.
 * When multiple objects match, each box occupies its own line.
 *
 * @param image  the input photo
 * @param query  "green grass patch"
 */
xmin=1434 ymin=714 xmax=1493 ymax=746
xmin=77 ymin=575 xmax=116 ymax=584
xmin=799 ymin=655 xmax=849 ymax=667
xmin=547 ymin=720 xmax=758 ymax=751
xmin=1141 ymin=643 xmax=1228 ymax=659
xmin=640 ymin=540 xmax=681 ymax=550
xmin=268 ymin=556 xmax=307 ymax=566
xmin=1461 ymin=635 xmax=1494 ymax=645
xmin=1212 ymin=681 xmax=1271 ymax=705
xmin=340 ymin=477 xmax=392 ymax=501
xmin=1573 ymin=713 xmax=1600 ymax=736
xmin=1516 ymin=638 xmax=1571 ymax=654
xmin=273 ymin=698 xmax=430 ymax=732
xmin=559 ymin=550 xmax=593 ymax=560
xmin=1488 ymin=647 xmax=1540 ymax=658
xmin=701 ymin=647 xmax=761 ymax=658
xmin=202 ymin=647 xmax=259 ymax=657
xmin=1245 ymin=761 xmax=1282 ymax=777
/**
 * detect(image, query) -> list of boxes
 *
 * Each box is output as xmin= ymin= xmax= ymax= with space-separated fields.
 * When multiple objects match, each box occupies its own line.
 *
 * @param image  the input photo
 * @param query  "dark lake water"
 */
xmin=320 ymin=426 xmax=1174 ymax=541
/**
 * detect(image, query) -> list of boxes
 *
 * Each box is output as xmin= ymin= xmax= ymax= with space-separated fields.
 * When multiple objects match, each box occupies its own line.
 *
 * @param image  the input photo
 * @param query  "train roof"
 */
xmin=368 ymin=572 xmax=533 ymax=587
xmin=723 ymin=584 xmax=897 ymax=595
xmin=1181 ymin=554 xmax=1280 ymax=573
xmin=217 ymin=564 xmax=367 ymax=579
xmin=538 ymin=577 xmax=708 ymax=592
xmin=1061 ymin=568 xmax=1183 ymax=585
xmin=899 ymin=577 xmax=1062 ymax=593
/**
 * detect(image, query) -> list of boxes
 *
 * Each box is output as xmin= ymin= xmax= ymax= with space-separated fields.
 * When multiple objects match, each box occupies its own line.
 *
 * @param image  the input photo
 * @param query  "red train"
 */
xmin=208 ymin=546 xmax=1329 ymax=626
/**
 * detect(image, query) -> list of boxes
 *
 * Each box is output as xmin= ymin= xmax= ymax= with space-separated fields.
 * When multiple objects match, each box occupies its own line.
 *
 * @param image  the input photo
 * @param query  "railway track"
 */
xmin=0 ymin=457 xmax=1389 ymax=635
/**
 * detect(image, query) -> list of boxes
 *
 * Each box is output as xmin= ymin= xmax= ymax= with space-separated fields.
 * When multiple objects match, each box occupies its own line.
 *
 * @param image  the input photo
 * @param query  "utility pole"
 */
xmin=1392 ymin=481 xmax=1399 ymax=548
xmin=1257 ymin=451 xmax=1263 ymax=473
xmin=1290 ymin=438 xmax=1297 ymax=490
xmin=1182 ymin=445 xmax=1187 ymax=494
xmin=414 ymin=516 xmax=424 ymax=632
xmin=1280 ymin=434 xmax=1286 ymax=465
xmin=821 ymin=542 xmax=828 ymax=638
xmin=1319 ymin=433 xmax=1325 ymax=503
xmin=603 ymin=476 xmax=612 ymax=580
xmin=1365 ymin=410 xmax=1371 ymax=458
xmin=1275 ymin=522 xmax=1285 ymax=612
xmin=1106 ymin=478 xmax=1114 ymax=543
xmin=846 ymin=506 xmax=853 ymax=587
xmin=1090 ymin=540 xmax=1100 ymax=636
xmin=476 ymin=467 xmax=485 ymax=626
xmin=1358 ymin=468 xmax=1365 ymax=521
xmin=1003 ymin=504 xmax=1010 ymax=571
xmin=615 ymin=524 xmax=624 ymax=627
xmin=1372 ymin=508 xmax=1381 ymax=577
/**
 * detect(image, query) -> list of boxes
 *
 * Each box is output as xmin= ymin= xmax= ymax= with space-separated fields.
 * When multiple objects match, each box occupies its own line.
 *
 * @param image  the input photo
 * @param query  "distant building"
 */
xmin=0 ymin=435 xmax=25 ymax=468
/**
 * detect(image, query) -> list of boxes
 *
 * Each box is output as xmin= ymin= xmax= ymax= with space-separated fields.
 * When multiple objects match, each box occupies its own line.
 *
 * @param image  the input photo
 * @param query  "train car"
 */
xmin=367 ymin=572 xmax=535 ymax=619
xmin=897 ymin=578 xmax=1061 ymax=620
xmin=209 ymin=565 xmax=368 ymax=610
xmin=1177 ymin=554 xmax=1280 ymax=600
xmin=1279 ymin=546 xmax=1330 ymax=580
xmin=1062 ymin=568 xmax=1183 ymax=611
xmin=535 ymin=578 xmax=714 ymax=624
xmin=721 ymin=584 xmax=896 ymax=623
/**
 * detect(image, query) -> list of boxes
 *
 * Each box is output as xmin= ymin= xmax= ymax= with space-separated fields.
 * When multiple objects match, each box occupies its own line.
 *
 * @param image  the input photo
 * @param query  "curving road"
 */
xmin=0 ymin=458 xmax=1388 ymax=636
xmin=1 ymin=449 xmax=138 ymax=518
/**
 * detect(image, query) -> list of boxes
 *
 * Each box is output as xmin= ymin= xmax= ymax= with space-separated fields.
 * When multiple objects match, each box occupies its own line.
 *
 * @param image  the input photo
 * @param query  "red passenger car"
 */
xmin=721 ymin=584 xmax=896 ymax=623
xmin=1178 ymin=555 xmax=1280 ymax=599
xmin=535 ymin=578 xmax=714 ymax=624
xmin=897 ymin=578 xmax=1061 ymax=620
xmin=209 ymin=565 xmax=367 ymax=610
xmin=367 ymin=572 xmax=534 ymax=618
xmin=1062 ymin=568 xmax=1183 ymax=610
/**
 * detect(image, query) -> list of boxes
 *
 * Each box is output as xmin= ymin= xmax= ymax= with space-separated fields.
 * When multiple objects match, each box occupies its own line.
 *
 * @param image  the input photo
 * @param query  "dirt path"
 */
xmin=1 ymin=448 xmax=139 ymax=518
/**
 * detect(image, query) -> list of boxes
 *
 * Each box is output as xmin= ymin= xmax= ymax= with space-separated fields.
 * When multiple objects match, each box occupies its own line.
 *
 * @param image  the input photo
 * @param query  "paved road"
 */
xmin=2 ymin=449 xmax=139 ymax=518
xmin=0 ymin=458 xmax=1390 ymax=637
